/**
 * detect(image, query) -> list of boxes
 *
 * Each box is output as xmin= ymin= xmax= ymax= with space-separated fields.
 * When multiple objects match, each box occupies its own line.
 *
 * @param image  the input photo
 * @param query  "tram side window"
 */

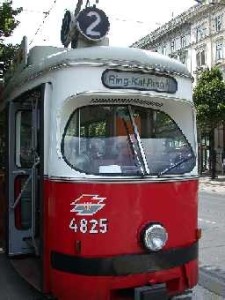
xmin=62 ymin=105 xmax=196 ymax=175
xmin=16 ymin=110 xmax=33 ymax=168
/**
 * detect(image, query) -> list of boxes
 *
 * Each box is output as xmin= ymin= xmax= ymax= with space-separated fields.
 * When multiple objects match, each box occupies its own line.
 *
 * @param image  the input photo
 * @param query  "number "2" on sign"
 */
xmin=86 ymin=11 xmax=101 ymax=37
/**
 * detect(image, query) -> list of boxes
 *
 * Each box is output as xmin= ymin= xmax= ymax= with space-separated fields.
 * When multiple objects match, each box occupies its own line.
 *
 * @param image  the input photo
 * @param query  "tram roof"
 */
xmin=28 ymin=45 xmax=192 ymax=78
xmin=3 ymin=45 xmax=192 ymax=99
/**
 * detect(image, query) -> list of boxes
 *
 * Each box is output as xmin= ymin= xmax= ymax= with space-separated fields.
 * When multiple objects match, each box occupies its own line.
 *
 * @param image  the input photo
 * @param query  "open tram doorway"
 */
xmin=6 ymin=84 xmax=45 ymax=290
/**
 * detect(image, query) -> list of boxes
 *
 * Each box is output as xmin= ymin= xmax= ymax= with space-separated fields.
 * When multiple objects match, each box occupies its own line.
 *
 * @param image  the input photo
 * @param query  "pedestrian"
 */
xmin=222 ymin=149 xmax=225 ymax=174
xmin=223 ymin=159 xmax=225 ymax=173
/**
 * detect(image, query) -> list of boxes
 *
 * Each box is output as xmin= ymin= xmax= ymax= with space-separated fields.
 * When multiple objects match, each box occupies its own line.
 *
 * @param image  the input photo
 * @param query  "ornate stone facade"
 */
xmin=132 ymin=1 xmax=225 ymax=172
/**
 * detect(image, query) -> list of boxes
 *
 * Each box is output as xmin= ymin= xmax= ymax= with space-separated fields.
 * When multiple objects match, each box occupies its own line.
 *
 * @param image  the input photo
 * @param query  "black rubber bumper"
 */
xmin=51 ymin=241 xmax=198 ymax=276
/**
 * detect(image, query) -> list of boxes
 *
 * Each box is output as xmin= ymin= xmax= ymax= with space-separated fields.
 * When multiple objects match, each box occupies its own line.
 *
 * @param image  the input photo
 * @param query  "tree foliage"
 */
xmin=0 ymin=0 xmax=22 ymax=72
xmin=193 ymin=67 xmax=225 ymax=178
xmin=0 ymin=0 xmax=22 ymax=38
xmin=193 ymin=67 xmax=225 ymax=132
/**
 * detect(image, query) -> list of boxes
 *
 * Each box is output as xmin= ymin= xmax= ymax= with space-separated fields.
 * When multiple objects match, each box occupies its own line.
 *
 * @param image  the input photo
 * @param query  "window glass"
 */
xmin=171 ymin=39 xmax=175 ymax=52
xmin=62 ymin=105 xmax=195 ymax=176
xmin=196 ymin=49 xmax=206 ymax=67
xmin=196 ymin=24 xmax=206 ymax=42
xmin=216 ymin=40 xmax=223 ymax=61
xmin=161 ymin=44 xmax=167 ymax=55
xmin=16 ymin=110 xmax=33 ymax=168
xmin=180 ymin=51 xmax=187 ymax=65
xmin=14 ymin=176 xmax=32 ymax=230
xmin=181 ymin=36 xmax=186 ymax=48
xmin=215 ymin=15 xmax=222 ymax=32
xmin=201 ymin=50 xmax=206 ymax=65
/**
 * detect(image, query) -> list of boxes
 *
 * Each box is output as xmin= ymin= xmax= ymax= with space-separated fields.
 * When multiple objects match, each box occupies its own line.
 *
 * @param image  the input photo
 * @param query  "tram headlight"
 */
xmin=143 ymin=224 xmax=168 ymax=251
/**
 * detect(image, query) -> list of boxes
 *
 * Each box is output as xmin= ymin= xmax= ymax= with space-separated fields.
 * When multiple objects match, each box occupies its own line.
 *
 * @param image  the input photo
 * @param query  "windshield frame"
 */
xmin=61 ymin=104 xmax=196 ymax=177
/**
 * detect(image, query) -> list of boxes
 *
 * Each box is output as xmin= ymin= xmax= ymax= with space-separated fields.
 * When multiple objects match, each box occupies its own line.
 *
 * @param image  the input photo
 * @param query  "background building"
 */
xmin=132 ymin=0 xmax=225 ymax=172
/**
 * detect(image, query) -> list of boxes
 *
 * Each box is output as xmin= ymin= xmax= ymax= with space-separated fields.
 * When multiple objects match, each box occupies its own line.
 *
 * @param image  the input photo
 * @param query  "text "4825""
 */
xmin=69 ymin=218 xmax=108 ymax=234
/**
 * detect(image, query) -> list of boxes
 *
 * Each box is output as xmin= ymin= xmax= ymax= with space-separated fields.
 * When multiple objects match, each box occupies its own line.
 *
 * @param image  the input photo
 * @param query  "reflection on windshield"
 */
xmin=62 ymin=105 xmax=196 ymax=175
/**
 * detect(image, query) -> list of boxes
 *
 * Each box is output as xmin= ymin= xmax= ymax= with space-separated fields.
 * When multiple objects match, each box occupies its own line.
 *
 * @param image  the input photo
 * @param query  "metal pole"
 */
xmin=71 ymin=0 xmax=83 ymax=48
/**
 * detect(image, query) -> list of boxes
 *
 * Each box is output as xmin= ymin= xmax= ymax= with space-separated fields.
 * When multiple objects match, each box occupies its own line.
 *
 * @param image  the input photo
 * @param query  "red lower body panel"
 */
xmin=50 ymin=260 xmax=198 ymax=300
xmin=43 ymin=178 xmax=199 ymax=299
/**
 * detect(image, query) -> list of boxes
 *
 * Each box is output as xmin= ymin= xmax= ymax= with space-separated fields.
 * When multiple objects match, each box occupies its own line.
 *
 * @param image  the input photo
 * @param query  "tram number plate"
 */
xmin=69 ymin=218 xmax=108 ymax=234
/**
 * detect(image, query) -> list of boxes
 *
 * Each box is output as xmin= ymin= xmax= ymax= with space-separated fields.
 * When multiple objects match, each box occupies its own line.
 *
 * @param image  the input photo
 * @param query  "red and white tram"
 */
xmin=0 ymin=6 xmax=200 ymax=300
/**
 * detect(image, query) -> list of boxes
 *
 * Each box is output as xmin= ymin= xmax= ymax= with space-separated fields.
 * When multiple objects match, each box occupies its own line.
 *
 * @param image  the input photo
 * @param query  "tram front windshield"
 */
xmin=62 ymin=105 xmax=195 ymax=176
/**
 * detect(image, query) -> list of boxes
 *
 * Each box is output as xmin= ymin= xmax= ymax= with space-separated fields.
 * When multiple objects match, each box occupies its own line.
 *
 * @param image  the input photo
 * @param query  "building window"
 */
xmin=180 ymin=52 xmax=187 ymax=65
xmin=216 ymin=40 xmax=223 ymax=61
xmin=161 ymin=44 xmax=167 ymax=55
xmin=215 ymin=15 xmax=222 ymax=32
xmin=181 ymin=36 xmax=186 ymax=48
xmin=196 ymin=49 xmax=206 ymax=66
xmin=196 ymin=25 xmax=206 ymax=42
xmin=171 ymin=39 xmax=176 ymax=52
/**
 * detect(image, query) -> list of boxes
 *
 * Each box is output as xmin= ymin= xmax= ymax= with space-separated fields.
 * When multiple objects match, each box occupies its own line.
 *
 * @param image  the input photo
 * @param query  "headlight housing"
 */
xmin=143 ymin=224 xmax=168 ymax=251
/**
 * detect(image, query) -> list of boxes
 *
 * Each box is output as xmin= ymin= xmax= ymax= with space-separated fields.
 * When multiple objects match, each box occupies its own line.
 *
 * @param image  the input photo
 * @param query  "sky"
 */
xmin=6 ymin=0 xmax=198 ymax=49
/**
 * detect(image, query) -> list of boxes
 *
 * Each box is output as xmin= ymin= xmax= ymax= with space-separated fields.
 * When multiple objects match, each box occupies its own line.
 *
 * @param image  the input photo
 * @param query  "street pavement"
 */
xmin=198 ymin=174 xmax=225 ymax=299
xmin=0 ymin=248 xmax=44 ymax=299
xmin=0 ymin=174 xmax=224 ymax=299
xmin=199 ymin=174 xmax=225 ymax=195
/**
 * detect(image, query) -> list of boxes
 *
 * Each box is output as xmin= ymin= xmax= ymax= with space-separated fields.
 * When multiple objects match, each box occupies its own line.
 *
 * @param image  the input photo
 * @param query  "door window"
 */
xmin=14 ymin=176 xmax=32 ymax=230
xmin=16 ymin=110 xmax=33 ymax=168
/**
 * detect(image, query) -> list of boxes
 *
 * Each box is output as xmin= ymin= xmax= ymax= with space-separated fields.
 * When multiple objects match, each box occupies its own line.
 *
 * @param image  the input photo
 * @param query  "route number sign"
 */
xmin=76 ymin=6 xmax=110 ymax=41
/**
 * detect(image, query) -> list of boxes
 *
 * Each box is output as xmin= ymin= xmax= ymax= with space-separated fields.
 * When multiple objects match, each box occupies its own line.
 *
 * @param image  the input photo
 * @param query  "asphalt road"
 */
xmin=193 ymin=285 xmax=224 ymax=299
xmin=198 ymin=191 xmax=225 ymax=298
xmin=0 ymin=251 xmax=44 ymax=300
xmin=199 ymin=192 xmax=225 ymax=270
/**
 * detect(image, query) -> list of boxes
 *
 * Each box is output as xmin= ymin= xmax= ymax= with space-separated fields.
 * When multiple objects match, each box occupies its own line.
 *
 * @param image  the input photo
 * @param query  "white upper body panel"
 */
xmin=3 ymin=46 xmax=197 ymax=179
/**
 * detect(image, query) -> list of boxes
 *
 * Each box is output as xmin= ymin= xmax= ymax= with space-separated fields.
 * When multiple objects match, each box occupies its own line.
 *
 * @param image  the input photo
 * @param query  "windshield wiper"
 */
xmin=127 ymin=105 xmax=150 ymax=175
xmin=122 ymin=117 xmax=144 ymax=175
xmin=157 ymin=153 xmax=195 ymax=177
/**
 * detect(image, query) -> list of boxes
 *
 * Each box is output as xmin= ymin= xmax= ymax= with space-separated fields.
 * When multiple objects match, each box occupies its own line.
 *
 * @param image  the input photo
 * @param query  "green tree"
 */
xmin=0 ymin=0 xmax=22 ymax=74
xmin=0 ymin=1 xmax=22 ymax=169
xmin=193 ymin=67 xmax=225 ymax=178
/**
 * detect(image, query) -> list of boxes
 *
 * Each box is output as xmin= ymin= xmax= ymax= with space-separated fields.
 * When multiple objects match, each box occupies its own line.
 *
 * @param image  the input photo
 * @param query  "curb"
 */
xmin=199 ymin=266 xmax=225 ymax=298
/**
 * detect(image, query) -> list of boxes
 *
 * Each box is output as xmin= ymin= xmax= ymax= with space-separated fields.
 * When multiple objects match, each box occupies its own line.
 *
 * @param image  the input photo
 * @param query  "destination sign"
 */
xmin=102 ymin=70 xmax=177 ymax=93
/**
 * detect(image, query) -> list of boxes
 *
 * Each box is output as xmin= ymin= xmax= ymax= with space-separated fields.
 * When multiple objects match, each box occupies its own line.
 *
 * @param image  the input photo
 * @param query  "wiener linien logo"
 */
xmin=70 ymin=194 xmax=106 ymax=216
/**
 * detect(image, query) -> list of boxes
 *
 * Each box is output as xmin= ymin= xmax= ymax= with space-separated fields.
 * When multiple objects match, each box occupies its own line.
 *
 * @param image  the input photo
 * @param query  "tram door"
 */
xmin=7 ymin=90 xmax=42 ymax=256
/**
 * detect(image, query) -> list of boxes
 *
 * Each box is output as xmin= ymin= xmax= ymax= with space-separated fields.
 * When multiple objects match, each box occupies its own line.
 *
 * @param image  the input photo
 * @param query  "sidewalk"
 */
xmin=199 ymin=174 xmax=225 ymax=194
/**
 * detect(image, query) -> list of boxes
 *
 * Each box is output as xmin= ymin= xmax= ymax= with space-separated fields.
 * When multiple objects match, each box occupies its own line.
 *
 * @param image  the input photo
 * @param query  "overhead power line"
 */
xmin=22 ymin=9 xmax=49 ymax=14
xmin=29 ymin=0 xmax=57 ymax=46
